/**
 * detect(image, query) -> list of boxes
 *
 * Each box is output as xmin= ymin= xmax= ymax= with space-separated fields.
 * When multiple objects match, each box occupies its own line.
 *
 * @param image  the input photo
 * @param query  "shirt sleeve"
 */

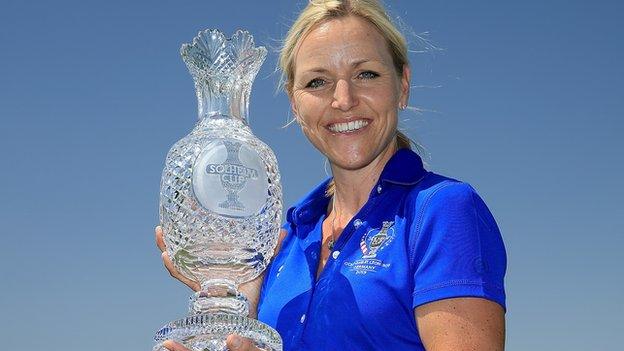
xmin=410 ymin=181 xmax=507 ymax=311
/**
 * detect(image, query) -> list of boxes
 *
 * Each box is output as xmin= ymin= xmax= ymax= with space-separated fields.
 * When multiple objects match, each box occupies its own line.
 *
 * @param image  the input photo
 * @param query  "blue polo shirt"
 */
xmin=257 ymin=149 xmax=506 ymax=350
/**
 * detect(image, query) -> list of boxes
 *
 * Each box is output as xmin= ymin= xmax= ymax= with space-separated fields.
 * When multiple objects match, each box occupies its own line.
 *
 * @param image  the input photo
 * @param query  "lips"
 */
xmin=327 ymin=119 xmax=370 ymax=133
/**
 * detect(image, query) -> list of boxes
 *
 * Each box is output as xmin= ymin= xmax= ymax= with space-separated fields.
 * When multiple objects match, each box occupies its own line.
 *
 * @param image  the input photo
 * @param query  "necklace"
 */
xmin=325 ymin=162 xmax=385 ymax=251
xmin=328 ymin=196 xmax=338 ymax=250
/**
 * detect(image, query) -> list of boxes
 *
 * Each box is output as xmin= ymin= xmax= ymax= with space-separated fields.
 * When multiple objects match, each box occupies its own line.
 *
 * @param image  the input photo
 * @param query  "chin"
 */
xmin=328 ymin=153 xmax=375 ymax=171
xmin=328 ymin=140 xmax=397 ymax=172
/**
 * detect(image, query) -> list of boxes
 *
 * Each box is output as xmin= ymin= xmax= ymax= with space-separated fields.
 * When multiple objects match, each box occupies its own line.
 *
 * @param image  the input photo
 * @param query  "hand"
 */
xmin=155 ymin=225 xmax=200 ymax=291
xmin=156 ymin=225 xmax=287 ymax=316
xmin=156 ymin=225 xmax=287 ymax=350
xmin=162 ymin=334 xmax=263 ymax=351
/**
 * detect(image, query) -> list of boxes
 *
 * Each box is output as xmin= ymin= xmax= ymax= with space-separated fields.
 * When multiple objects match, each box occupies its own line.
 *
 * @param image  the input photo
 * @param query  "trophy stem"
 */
xmin=195 ymin=82 xmax=250 ymax=122
xmin=189 ymin=279 xmax=250 ymax=317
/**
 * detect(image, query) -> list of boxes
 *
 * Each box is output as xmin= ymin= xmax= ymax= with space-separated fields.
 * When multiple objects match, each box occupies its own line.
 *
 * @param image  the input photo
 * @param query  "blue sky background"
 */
xmin=1 ymin=0 xmax=622 ymax=350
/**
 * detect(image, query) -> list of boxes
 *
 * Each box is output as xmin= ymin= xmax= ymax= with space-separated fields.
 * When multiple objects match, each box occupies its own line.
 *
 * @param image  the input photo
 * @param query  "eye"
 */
xmin=358 ymin=71 xmax=379 ymax=80
xmin=306 ymin=78 xmax=326 ymax=89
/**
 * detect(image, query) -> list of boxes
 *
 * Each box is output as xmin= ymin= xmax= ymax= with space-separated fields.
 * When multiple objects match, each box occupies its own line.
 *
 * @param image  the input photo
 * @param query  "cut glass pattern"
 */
xmin=154 ymin=29 xmax=283 ymax=351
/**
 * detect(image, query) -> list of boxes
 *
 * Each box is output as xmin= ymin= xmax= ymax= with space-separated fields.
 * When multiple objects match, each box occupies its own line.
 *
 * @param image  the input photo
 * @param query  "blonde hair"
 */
xmin=279 ymin=0 xmax=408 ymax=95
xmin=279 ymin=0 xmax=417 ymax=196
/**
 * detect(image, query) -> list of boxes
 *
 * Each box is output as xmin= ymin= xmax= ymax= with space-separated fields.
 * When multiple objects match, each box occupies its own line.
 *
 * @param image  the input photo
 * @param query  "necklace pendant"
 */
xmin=327 ymin=239 xmax=335 ymax=251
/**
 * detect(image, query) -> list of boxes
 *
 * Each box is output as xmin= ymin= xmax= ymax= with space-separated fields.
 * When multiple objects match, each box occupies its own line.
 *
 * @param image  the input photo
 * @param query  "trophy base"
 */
xmin=154 ymin=313 xmax=282 ymax=351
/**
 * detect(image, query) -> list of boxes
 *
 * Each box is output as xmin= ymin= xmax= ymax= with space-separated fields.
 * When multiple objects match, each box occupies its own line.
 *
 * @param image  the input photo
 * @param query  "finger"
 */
xmin=162 ymin=251 xmax=201 ymax=291
xmin=226 ymin=334 xmax=260 ymax=351
xmin=162 ymin=340 xmax=191 ymax=351
xmin=155 ymin=225 xmax=166 ymax=252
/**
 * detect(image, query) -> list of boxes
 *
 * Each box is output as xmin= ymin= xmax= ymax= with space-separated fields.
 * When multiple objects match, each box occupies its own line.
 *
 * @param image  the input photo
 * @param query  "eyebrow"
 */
xmin=302 ymin=59 xmax=374 ymax=74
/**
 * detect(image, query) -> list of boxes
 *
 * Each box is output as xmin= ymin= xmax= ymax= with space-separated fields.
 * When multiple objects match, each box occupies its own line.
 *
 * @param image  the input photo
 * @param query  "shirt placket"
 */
xmin=297 ymin=190 xmax=383 ymax=348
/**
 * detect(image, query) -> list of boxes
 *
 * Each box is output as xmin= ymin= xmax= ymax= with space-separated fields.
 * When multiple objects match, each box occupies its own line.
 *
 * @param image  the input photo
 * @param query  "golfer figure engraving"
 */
xmin=205 ymin=140 xmax=260 ymax=211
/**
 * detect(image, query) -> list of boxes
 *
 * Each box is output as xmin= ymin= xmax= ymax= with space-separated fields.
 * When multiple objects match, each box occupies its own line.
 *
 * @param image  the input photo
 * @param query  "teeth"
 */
xmin=329 ymin=119 xmax=369 ymax=133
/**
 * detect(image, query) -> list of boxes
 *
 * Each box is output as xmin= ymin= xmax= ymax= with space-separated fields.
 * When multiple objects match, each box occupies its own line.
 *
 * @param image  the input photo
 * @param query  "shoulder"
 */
xmin=404 ymin=172 xmax=485 ymax=218
xmin=404 ymin=171 xmax=504 ymax=258
xmin=405 ymin=174 xmax=507 ymax=311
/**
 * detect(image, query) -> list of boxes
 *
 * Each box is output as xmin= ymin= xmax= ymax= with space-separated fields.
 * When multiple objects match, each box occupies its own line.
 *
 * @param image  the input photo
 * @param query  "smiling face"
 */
xmin=290 ymin=15 xmax=410 ymax=172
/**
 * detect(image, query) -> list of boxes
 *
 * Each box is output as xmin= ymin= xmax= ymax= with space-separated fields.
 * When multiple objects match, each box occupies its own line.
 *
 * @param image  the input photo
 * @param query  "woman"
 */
xmin=158 ymin=1 xmax=506 ymax=350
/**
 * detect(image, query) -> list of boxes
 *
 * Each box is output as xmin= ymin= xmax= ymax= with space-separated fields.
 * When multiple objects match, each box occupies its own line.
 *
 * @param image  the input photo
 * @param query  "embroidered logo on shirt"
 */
xmin=344 ymin=221 xmax=395 ymax=275
xmin=360 ymin=221 xmax=394 ymax=258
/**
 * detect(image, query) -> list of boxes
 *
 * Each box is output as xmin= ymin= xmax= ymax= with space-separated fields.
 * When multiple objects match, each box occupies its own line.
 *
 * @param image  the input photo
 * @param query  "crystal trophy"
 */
xmin=154 ymin=29 xmax=283 ymax=351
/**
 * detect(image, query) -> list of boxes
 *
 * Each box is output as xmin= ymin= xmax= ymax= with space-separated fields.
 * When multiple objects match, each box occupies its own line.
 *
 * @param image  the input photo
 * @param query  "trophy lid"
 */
xmin=181 ymin=29 xmax=267 ymax=121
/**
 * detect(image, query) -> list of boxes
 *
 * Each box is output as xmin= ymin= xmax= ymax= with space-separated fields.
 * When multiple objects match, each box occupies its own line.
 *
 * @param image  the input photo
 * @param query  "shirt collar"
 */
xmin=287 ymin=178 xmax=332 ymax=226
xmin=287 ymin=148 xmax=426 ymax=225
xmin=378 ymin=148 xmax=427 ymax=186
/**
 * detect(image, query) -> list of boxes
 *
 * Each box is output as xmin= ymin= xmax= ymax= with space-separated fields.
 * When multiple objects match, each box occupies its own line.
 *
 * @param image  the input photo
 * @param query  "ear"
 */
xmin=399 ymin=64 xmax=411 ymax=107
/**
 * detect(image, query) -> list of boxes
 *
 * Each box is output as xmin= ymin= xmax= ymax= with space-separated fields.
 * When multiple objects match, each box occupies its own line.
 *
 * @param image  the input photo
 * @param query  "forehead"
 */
xmin=294 ymin=15 xmax=393 ymax=72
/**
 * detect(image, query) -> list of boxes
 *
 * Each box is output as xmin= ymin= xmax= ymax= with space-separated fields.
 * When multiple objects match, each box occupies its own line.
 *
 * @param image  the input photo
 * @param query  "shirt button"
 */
xmin=332 ymin=251 xmax=340 ymax=259
xmin=353 ymin=219 xmax=362 ymax=228
xmin=300 ymin=314 xmax=306 ymax=323
xmin=376 ymin=185 xmax=383 ymax=194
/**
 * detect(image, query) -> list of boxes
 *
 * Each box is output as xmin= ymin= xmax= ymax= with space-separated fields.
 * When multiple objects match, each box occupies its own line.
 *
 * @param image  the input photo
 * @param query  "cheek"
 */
xmin=361 ymin=96 xmax=400 ymax=121
xmin=295 ymin=95 xmax=325 ymax=126
xmin=295 ymin=106 xmax=330 ymax=151
xmin=299 ymin=124 xmax=328 ymax=154
xmin=360 ymin=83 xmax=401 ymax=110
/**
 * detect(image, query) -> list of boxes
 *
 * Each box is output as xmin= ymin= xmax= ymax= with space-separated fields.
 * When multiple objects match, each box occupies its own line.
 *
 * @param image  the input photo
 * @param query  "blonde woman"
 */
xmin=158 ymin=1 xmax=506 ymax=350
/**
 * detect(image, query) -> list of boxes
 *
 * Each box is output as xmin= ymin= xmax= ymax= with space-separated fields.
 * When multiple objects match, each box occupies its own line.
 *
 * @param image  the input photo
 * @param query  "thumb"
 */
xmin=226 ymin=334 xmax=259 ymax=351
xmin=162 ymin=340 xmax=191 ymax=351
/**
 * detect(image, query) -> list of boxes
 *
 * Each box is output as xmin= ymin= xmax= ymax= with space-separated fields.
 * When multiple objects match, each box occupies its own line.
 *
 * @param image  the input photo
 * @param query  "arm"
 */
xmin=409 ymin=182 xmax=507 ymax=350
xmin=415 ymin=297 xmax=505 ymax=351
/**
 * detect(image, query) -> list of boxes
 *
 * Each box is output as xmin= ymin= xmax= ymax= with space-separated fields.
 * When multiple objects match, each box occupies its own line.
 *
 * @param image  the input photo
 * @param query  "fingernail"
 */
xmin=231 ymin=335 xmax=242 ymax=348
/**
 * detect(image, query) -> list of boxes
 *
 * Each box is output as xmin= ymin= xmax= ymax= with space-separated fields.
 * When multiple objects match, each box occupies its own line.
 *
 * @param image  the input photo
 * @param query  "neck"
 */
xmin=330 ymin=142 xmax=397 ymax=217
xmin=195 ymin=81 xmax=250 ymax=122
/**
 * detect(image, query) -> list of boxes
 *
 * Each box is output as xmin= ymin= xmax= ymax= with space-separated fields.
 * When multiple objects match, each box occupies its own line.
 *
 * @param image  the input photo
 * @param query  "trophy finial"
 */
xmin=181 ymin=29 xmax=267 ymax=121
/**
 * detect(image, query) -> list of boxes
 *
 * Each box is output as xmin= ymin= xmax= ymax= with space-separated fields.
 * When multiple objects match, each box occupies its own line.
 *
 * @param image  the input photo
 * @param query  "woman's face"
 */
xmin=290 ymin=15 xmax=410 ymax=172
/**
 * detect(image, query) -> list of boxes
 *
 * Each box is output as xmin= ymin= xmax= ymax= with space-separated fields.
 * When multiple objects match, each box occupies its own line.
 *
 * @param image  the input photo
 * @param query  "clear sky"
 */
xmin=1 ymin=1 xmax=622 ymax=350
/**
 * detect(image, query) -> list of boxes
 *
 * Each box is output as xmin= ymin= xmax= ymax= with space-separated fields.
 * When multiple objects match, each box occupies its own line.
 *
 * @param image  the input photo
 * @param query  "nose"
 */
xmin=331 ymin=79 xmax=358 ymax=111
